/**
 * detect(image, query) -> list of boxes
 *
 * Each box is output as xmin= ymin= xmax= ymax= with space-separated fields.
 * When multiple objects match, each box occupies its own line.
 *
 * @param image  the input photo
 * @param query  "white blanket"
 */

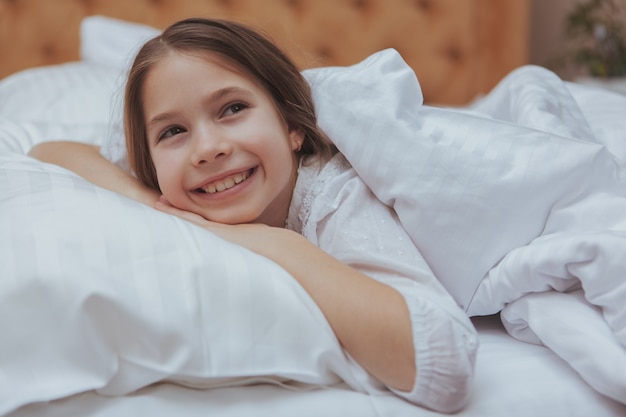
xmin=305 ymin=50 xmax=626 ymax=404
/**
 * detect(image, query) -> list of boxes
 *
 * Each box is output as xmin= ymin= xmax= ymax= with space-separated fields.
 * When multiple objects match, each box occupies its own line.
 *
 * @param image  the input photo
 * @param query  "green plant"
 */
xmin=564 ymin=0 xmax=626 ymax=77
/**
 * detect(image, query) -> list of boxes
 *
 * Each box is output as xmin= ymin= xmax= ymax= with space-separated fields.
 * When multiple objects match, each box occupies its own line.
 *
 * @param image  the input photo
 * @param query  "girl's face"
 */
xmin=143 ymin=52 xmax=303 ymax=227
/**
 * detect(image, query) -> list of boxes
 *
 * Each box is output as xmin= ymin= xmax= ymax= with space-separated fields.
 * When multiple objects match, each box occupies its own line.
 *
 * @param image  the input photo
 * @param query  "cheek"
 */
xmin=151 ymin=152 xmax=178 ymax=192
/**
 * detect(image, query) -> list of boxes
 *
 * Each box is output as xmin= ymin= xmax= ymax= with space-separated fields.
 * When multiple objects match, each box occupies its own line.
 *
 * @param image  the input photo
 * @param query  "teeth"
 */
xmin=201 ymin=170 xmax=250 ymax=194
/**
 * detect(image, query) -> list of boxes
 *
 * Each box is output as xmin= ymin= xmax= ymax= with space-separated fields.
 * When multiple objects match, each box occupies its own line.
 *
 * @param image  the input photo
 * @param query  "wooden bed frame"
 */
xmin=0 ymin=0 xmax=528 ymax=105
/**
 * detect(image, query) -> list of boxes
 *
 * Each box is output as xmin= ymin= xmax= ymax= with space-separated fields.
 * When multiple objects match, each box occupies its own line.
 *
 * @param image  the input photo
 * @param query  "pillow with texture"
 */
xmin=0 ymin=59 xmax=126 ymax=162
xmin=0 ymin=152 xmax=379 ymax=415
xmin=0 ymin=17 xmax=140 ymax=154
xmin=0 ymin=120 xmax=109 ymax=154
xmin=80 ymin=15 xmax=160 ymax=69
xmin=0 ymin=61 xmax=123 ymax=127
xmin=79 ymin=15 xmax=162 ymax=166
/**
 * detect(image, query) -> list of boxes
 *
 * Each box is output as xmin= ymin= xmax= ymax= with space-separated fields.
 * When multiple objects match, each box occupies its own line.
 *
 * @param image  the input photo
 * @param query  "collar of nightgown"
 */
xmin=286 ymin=157 xmax=320 ymax=234
xmin=286 ymin=154 xmax=349 ymax=235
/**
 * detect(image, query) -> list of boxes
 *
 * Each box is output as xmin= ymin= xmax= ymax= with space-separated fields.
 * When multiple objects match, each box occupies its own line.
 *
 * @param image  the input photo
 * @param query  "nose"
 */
xmin=190 ymin=126 xmax=232 ymax=166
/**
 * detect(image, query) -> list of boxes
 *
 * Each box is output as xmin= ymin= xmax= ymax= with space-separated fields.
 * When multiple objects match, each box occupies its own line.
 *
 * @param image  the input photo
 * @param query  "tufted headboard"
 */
xmin=0 ymin=0 xmax=528 ymax=105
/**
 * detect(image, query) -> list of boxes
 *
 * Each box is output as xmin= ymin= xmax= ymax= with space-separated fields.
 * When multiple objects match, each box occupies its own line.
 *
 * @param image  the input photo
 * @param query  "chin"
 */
xmin=205 ymin=212 xmax=258 ymax=225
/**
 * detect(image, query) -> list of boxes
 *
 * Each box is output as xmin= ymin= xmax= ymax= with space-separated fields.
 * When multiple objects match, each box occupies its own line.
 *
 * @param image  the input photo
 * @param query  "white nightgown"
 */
xmin=286 ymin=154 xmax=478 ymax=413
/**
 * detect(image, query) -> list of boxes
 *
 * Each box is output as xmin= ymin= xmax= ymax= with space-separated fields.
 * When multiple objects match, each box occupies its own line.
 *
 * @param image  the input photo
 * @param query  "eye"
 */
xmin=222 ymin=102 xmax=249 ymax=117
xmin=158 ymin=125 xmax=186 ymax=142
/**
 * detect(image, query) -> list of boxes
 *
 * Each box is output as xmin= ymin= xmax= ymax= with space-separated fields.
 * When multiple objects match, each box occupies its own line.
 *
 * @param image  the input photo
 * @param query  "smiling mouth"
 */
xmin=195 ymin=167 xmax=256 ymax=194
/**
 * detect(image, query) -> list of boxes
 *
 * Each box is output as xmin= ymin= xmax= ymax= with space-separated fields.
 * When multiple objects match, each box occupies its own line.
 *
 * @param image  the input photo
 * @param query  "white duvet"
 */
xmin=1 ymin=16 xmax=625 ymax=413
xmin=306 ymin=50 xmax=626 ymax=404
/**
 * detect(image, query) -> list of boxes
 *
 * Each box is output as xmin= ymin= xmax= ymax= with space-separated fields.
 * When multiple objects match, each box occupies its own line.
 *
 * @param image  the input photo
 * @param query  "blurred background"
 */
xmin=0 ymin=0 xmax=624 ymax=103
xmin=530 ymin=0 xmax=626 ymax=83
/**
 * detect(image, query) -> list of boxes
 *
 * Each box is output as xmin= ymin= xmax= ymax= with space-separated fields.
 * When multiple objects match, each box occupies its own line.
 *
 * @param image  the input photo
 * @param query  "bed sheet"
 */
xmin=7 ymin=316 xmax=625 ymax=417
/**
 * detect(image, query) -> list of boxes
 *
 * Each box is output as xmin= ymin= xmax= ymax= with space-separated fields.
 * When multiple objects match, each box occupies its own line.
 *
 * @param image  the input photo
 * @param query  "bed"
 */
xmin=1 ymin=1 xmax=626 ymax=416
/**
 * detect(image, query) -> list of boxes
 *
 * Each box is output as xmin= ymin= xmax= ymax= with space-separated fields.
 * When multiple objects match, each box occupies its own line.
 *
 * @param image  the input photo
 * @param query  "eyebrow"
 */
xmin=147 ymin=112 xmax=176 ymax=128
xmin=146 ymin=86 xmax=254 ymax=128
xmin=211 ymin=86 xmax=254 ymax=102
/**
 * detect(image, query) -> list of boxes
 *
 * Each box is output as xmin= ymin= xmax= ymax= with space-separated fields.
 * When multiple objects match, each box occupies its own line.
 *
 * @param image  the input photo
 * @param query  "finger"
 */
xmin=155 ymin=201 xmax=207 ymax=224
xmin=155 ymin=200 xmax=185 ymax=216
xmin=157 ymin=195 xmax=174 ymax=207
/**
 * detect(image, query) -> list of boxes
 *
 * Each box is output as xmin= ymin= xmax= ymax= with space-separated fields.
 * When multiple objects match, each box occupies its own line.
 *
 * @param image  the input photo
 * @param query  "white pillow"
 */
xmin=0 ymin=120 xmax=110 ymax=154
xmin=0 ymin=152 xmax=379 ymax=415
xmin=0 ymin=59 xmax=126 ymax=160
xmin=0 ymin=16 xmax=155 ymax=156
xmin=79 ymin=16 xmax=162 ymax=166
xmin=0 ymin=60 xmax=128 ymax=165
xmin=80 ymin=15 xmax=160 ymax=70
xmin=0 ymin=61 xmax=123 ymax=127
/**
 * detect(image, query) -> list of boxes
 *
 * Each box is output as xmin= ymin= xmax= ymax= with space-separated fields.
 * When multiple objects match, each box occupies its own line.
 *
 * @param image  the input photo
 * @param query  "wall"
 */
xmin=0 ymin=0 xmax=529 ymax=105
xmin=530 ymin=0 xmax=626 ymax=80
xmin=529 ymin=0 xmax=580 ymax=79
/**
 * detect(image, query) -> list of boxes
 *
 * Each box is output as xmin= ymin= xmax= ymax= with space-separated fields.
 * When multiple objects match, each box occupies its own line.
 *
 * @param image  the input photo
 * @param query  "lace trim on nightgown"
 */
xmin=286 ymin=154 xmax=348 ymax=237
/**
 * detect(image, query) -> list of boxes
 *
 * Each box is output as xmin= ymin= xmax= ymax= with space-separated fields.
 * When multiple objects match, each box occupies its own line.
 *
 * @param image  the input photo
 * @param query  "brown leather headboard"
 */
xmin=0 ymin=0 xmax=528 ymax=105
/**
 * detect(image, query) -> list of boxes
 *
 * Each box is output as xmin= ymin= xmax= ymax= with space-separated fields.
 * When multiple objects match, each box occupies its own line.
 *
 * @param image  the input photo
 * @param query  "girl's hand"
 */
xmin=154 ymin=196 xmax=274 ymax=252
xmin=154 ymin=196 xmax=210 ymax=227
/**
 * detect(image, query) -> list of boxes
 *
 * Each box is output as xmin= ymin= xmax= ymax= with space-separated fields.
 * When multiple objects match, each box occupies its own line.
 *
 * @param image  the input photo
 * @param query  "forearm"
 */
xmin=277 ymin=229 xmax=477 ymax=411
xmin=28 ymin=141 xmax=160 ymax=206
xmin=213 ymin=224 xmax=417 ymax=392
xmin=282 ymin=231 xmax=416 ymax=391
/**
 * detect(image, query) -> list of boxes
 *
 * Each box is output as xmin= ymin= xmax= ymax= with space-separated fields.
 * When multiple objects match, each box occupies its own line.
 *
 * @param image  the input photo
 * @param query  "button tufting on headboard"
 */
xmin=40 ymin=44 xmax=59 ymax=60
xmin=415 ymin=0 xmax=431 ymax=12
xmin=445 ymin=46 xmax=463 ymax=63
xmin=351 ymin=0 xmax=368 ymax=10
xmin=0 ymin=0 xmax=528 ymax=105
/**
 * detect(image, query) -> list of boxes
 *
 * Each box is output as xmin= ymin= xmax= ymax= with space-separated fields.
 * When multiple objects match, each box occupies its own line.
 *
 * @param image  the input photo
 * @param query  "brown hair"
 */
xmin=124 ymin=17 xmax=336 ymax=191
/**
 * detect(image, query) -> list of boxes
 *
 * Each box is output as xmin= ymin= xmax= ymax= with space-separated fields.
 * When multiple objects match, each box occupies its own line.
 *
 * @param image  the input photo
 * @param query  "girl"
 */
xmin=29 ymin=18 xmax=477 ymax=413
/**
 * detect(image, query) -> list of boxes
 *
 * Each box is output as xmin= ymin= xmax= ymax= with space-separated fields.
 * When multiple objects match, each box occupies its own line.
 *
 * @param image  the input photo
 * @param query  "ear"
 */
xmin=289 ymin=128 xmax=304 ymax=152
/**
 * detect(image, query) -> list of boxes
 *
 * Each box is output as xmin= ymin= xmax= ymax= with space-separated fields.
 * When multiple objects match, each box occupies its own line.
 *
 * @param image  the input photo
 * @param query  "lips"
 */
xmin=195 ymin=167 xmax=256 ymax=194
